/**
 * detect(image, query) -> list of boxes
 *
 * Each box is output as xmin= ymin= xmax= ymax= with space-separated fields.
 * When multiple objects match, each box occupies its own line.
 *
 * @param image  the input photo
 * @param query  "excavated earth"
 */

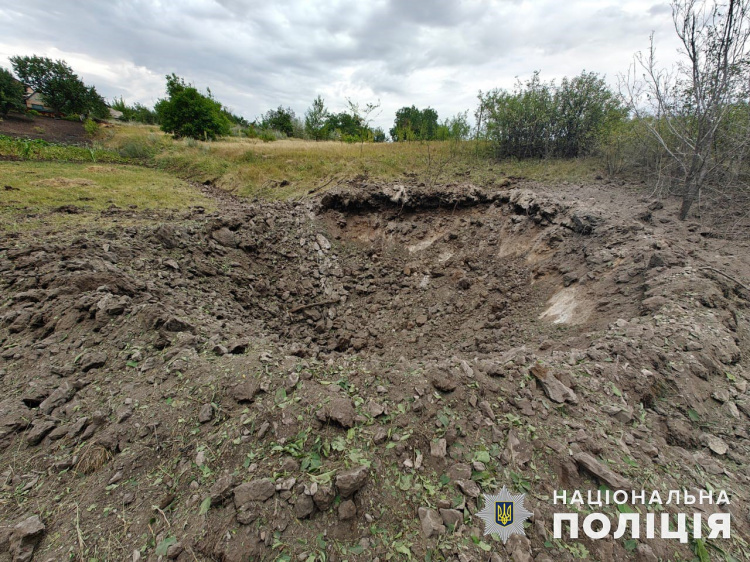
xmin=1 ymin=179 xmax=750 ymax=561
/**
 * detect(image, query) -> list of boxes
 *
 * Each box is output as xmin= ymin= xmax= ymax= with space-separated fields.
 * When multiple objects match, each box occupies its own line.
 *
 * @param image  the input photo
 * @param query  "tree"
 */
xmin=305 ymin=95 xmax=329 ymax=140
xmin=261 ymin=106 xmax=297 ymax=137
xmin=478 ymin=71 xmax=623 ymax=159
xmin=347 ymin=98 xmax=381 ymax=155
xmin=390 ymin=106 xmax=440 ymax=141
xmin=0 ymin=68 xmax=25 ymax=116
xmin=9 ymin=55 xmax=106 ymax=117
xmin=154 ymin=74 xmax=230 ymax=140
xmin=624 ymin=0 xmax=750 ymax=219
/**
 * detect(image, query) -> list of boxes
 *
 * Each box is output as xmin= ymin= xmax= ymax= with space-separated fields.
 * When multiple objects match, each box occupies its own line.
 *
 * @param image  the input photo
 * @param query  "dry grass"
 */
xmin=97 ymin=124 xmax=607 ymax=200
xmin=75 ymin=444 xmax=112 ymax=475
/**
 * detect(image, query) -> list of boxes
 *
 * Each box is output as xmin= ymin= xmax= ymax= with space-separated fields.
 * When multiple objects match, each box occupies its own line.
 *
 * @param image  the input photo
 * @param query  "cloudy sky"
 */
xmin=0 ymin=1 xmax=683 ymax=130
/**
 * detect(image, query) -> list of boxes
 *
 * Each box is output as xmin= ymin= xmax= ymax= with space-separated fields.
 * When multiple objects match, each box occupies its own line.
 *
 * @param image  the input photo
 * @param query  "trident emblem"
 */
xmin=496 ymin=501 xmax=513 ymax=526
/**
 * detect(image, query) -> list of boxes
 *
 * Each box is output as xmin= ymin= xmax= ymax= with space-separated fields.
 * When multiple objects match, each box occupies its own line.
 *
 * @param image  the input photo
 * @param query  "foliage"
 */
xmin=154 ymin=74 xmax=231 ymax=140
xmin=0 ymin=67 xmax=25 ymax=116
xmin=260 ymin=106 xmax=297 ymax=137
xmin=623 ymin=0 xmax=750 ymax=219
xmin=325 ymin=111 xmax=363 ymax=141
xmin=390 ymin=105 xmax=440 ymax=141
xmin=305 ymin=95 xmax=329 ymax=140
xmin=436 ymin=111 xmax=472 ymax=141
xmin=9 ymin=55 xmax=108 ymax=117
xmin=478 ymin=71 xmax=625 ymax=159
xmin=0 ymin=134 xmax=125 ymax=163
xmin=83 ymin=118 xmax=98 ymax=137
xmin=110 ymin=96 xmax=160 ymax=124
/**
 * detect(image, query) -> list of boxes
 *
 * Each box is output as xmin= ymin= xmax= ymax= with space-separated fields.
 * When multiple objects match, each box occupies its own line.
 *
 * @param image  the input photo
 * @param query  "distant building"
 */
xmin=24 ymin=87 xmax=55 ymax=115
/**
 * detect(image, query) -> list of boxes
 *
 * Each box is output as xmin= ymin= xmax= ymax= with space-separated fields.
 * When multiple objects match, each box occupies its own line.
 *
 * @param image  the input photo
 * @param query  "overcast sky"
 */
xmin=0 ymin=1 xmax=684 ymax=130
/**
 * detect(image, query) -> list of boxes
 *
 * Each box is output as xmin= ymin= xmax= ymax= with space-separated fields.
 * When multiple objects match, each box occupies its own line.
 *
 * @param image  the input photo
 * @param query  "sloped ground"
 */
xmin=1 ymin=179 xmax=749 ymax=561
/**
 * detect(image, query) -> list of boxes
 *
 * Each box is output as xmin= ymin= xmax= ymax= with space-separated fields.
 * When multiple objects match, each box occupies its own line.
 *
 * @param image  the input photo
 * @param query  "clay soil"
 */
xmin=0 ymin=114 xmax=90 ymax=144
xmin=1 ymin=178 xmax=750 ymax=561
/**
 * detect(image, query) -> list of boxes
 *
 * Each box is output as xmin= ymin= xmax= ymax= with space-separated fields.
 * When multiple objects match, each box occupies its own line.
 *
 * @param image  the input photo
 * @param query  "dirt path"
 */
xmin=1 ymin=178 xmax=749 ymax=561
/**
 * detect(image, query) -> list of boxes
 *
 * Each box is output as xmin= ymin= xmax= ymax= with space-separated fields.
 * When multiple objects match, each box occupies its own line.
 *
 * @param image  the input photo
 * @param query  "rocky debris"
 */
xmin=447 ymin=463 xmax=472 ymax=481
xmin=231 ymin=379 xmax=261 ymax=403
xmin=39 ymin=381 xmax=79 ymax=414
xmin=209 ymin=474 xmax=235 ymax=506
xmin=700 ymin=433 xmax=729 ymax=456
xmin=428 ymin=368 xmax=458 ymax=393
xmin=335 ymin=466 xmax=369 ymax=498
xmin=9 ymin=515 xmax=45 ymax=562
xmin=316 ymin=396 xmax=355 ymax=428
xmin=162 ymin=316 xmax=194 ymax=333
xmin=530 ymin=363 xmax=578 ymax=404
xmin=25 ymin=420 xmax=57 ymax=446
xmin=455 ymin=479 xmax=481 ymax=498
xmin=418 ymin=507 xmax=445 ymax=538
xmin=80 ymin=351 xmax=107 ymax=372
xmin=211 ymin=227 xmax=237 ymax=248
xmin=234 ymin=478 xmax=276 ymax=507
xmin=573 ymin=452 xmax=632 ymax=490
xmin=602 ymin=403 xmax=633 ymax=424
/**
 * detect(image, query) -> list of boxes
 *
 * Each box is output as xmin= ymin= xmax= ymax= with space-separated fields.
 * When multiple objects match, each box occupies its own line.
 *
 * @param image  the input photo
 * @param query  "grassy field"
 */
xmin=0 ymin=121 xmax=608 ymax=231
xmin=0 ymin=160 xmax=214 ymax=231
xmin=97 ymin=124 xmax=605 ymax=199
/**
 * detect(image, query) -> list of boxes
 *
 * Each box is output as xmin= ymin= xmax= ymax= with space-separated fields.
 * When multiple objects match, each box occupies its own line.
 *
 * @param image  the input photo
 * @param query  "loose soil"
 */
xmin=1 ymin=177 xmax=750 ymax=561
xmin=0 ymin=114 xmax=90 ymax=144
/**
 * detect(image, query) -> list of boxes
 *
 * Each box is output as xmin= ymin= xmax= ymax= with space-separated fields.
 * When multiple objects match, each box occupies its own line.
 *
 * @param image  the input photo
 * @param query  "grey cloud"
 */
xmin=0 ymin=0 xmax=684 ymax=131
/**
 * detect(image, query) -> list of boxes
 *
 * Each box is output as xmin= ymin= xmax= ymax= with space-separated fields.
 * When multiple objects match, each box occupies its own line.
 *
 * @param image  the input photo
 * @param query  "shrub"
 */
xmin=154 ymin=74 xmax=230 ymax=140
xmin=478 ymin=71 xmax=625 ymax=159
xmin=83 ymin=118 xmax=99 ymax=137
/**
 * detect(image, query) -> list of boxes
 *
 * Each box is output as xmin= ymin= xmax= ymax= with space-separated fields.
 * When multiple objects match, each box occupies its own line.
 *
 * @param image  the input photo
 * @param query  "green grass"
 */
xmin=0 ymin=161 xmax=214 ymax=231
xmin=0 ymin=135 xmax=127 ymax=163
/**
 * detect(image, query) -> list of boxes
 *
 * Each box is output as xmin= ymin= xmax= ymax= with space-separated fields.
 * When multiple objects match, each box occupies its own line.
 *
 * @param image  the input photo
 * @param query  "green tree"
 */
xmin=0 ymin=67 xmax=25 ymax=116
xmin=478 ymin=71 xmax=623 ymax=159
xmin=154 ymin=74 xmax=230 ymax=140
xmin=390 ymin=106 xmax=440 ymax=141
xmin=261 ymin=106 xmax=297 ymax=137
xmin=9 ymin=55 xmax=106 ymax=117
xmin=305 ymin=95 xmax=329 ymax=140
xmin=111 ymin=96 xmax=160 ymax=124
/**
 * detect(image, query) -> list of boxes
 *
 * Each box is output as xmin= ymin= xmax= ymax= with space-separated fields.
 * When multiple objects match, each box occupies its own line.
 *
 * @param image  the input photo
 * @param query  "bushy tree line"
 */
xmin=5 ymin=55 xmax=109 ymax=118
xmin=477 ymin=71 xmax=625 ymax=159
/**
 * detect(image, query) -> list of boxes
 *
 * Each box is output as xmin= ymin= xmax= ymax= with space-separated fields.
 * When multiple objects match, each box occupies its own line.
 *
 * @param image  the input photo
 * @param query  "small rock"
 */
xmin=335 ymin=465 xmax=369 ymax=498
xmin=429 ymin=369 xmax=458 ymax=393
xmin=209 ymin=474 xmax=235 ymax=506
xmin=166 ymin=542 xmax=184 ymax=559
xmin=701 ymin=433 xmax=729 ymax=456
xmin=338 ymin=499 xmax=356 ymax=520
xmin=231 ymin=379 xmax=260 ymax=403
xmin=456 ymin=479 xmax=481 ymax=498
xmin=317 ymin=397 xmax=356 ymax=428
xmin=80 ymin=351 xmax=107 ymax=372
xmin=573 ymin=452 xmax=632 ymax=489
xmin=198 ymin=403 xmax=214 ymax=423
xmin=439 ymin=508 xmax=463 ymax=531
xmin=430 ymin=438 xmax=447 ymax=458
xmin=447 ymin=463 xmax=472 ymax=481
xmin=9 ymin=515 xmax=45 ymax=562
xmin=530 ymin=363 xmax=578 ymax=404
xmin=418 ymin=507 xmax=445 ymax=538
xmin=212 ymin=227 xmax=237 ymax=248
xmin=234 ymin=478 xmax=276 ymax=507
xmin=313 ymin=484 xmax=335 ymax=510
xmin=636 ymin=543 xmax=658 ymax=562
xmin=295 ymin=494 xmax=315 ymax=519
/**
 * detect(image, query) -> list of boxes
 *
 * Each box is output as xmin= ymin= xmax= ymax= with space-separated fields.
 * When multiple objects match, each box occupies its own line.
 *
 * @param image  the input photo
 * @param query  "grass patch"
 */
xmin=0 ymin=160 xmax=214 ymax=231
xmin=99 ymin=126 xmax=606 ymax=199
xmin=0 ymin=135 xmax=127 ymax=163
